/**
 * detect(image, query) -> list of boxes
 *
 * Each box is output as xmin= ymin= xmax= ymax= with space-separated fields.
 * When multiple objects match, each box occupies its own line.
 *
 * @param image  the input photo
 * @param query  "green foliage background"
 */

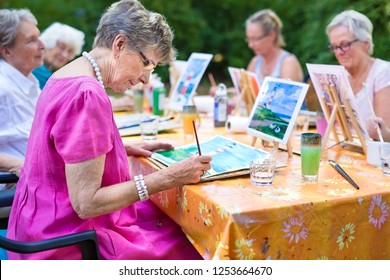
xmin=2 ymin=0 xmax=389 ymax=89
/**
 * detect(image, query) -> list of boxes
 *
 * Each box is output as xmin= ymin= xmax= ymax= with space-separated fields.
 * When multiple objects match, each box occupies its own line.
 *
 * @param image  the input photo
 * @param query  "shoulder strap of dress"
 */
xmin=253 ymin=56 xmax=264 ymax=82
xmin=272 ymin=50 xmax=292 ymax=78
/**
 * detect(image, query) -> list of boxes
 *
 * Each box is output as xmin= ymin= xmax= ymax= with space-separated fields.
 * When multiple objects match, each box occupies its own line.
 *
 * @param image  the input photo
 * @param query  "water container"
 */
xmin=214 ymin=83 xmax=228 ymax=127
xmin=152 ymin=78 xmax=166 ymax=116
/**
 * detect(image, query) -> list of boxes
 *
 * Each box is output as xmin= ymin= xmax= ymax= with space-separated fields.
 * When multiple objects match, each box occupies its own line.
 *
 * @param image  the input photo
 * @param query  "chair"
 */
xmin=0 ymin=172 xmax=101 ymax=260
xmin=0 ymin=172 xmax=18 ymax=229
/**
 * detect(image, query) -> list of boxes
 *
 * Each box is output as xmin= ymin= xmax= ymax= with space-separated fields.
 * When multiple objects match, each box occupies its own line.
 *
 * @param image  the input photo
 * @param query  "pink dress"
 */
xmin=6 ymin=76 xmax=202 ymax=260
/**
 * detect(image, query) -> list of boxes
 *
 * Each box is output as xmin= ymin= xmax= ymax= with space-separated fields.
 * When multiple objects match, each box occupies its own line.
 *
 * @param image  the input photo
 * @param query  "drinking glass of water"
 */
xmin=140 ymin=117 xmax=159 ymax=140
xmin=249 ymin=157 xmax=276 ymax=186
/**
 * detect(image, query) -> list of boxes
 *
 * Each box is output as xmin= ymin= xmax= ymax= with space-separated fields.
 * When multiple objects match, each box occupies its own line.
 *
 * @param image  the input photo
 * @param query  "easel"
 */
xmin=232 ymin=69 xmax=256 ymax=116
xmin=321 ymin=83 xmax=367 ymax=154
xmin=251 ymin=137 xmax=294 ymax=158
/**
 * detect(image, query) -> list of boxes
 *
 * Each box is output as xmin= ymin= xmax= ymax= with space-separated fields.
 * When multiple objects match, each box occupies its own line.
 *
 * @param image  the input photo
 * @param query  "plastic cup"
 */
xmin=182 ymin=105 xmax=200 ymax=138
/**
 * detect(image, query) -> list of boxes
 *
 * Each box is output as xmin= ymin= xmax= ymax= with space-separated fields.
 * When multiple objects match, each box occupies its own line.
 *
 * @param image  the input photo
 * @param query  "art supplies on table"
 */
xmin=149 ymin=135 xmax=286 ymax=182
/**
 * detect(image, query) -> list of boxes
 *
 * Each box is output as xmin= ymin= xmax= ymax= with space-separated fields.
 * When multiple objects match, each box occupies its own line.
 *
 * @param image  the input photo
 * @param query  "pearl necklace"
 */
xmin=82 ymin=51 xmax=104 ymax=88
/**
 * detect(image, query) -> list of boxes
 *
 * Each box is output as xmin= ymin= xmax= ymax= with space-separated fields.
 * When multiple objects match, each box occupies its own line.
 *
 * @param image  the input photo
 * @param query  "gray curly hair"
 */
xmin=326 ymin=10 xmax=374 ymax=55
xmin=93 ymin=0 xmax=176 ymax=65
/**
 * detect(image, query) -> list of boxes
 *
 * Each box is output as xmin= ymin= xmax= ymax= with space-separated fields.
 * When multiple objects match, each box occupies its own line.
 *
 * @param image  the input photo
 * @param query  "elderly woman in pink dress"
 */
xmin=7 ymin=0 xmax=212 ymax=260
xmin=326 ymin=10 xmax=390 ymax=141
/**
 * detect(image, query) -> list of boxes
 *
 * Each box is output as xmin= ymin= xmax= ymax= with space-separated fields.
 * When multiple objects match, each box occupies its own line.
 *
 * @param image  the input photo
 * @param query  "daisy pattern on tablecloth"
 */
xmin=326 ymin=188 xmax=356 ymax=197
xmin=260 ymin=187 xmax=301 ymax=201
xmin=337 ymin=223 xmax=355 ymax=250
xmin=199 ymin=201 xmax=212 ymax=226
xmin=317 ymin=256 xmax=329 ymax=260
xmin=368 ymin=195 xmax=389 ymax=230
xmin=281 ymin=212 xmax=309 ymax=244
xmin=233 ymin=238 xmax=255 ymax=260
xmin=176 ymin=189 xmax=188 ymax=212
xmin=158 ymin=192 xmax=169 ymax=208
xmin=214 ymin=232 xmax=229 ymax=259
xmin=217 ymin=205 xmax=229 ymax=220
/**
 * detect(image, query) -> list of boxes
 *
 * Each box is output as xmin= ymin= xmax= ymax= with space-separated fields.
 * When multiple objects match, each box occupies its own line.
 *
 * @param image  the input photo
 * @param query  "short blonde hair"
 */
xmin=246 ymin=9 xmax=285 ymax=47
xmin=326 ymin=10 xmax=374 ymax=55
xmin=40 ymin=22 xmax=85 ymax=57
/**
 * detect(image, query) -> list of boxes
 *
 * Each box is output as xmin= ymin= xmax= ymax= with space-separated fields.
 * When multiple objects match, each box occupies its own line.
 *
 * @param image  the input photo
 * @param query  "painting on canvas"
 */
xmin=246 ymin=77 xmax=309 ymax=145
xmin=167 ymin=53 xmax=213 ymax=112
xmin=228 ymin=67 xmax=261 ymax=96
xmin=306 ymin=63 xmax=369 ymax=140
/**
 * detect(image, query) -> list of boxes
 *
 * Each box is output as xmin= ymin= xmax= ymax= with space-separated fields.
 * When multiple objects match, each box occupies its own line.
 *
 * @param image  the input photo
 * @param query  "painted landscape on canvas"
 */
xmin=247 ymin=77 xmax=308 ymax=144
xmin=151 ymin=135 xmax=269 ymax=179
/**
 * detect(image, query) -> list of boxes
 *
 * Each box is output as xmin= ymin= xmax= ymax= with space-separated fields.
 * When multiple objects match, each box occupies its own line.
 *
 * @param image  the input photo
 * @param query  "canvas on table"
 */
xmin=306 ymin=63 xmax=370 ymax=143
xmin=167 ymin=53 xmax=213 ymax=112
xmin=246 ymin=77 xmax=309 ymax=145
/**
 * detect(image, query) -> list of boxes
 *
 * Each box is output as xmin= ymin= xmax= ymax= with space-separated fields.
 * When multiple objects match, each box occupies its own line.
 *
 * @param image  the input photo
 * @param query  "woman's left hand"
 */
xmin=124 ymin=142 xmax=174 ymax=157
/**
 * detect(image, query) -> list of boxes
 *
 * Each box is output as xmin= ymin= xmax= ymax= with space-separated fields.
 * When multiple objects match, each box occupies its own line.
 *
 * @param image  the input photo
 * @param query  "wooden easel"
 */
xmin=233 ymin=69 xmax=256 ymax=116
xmin=251 ymin=136 xmax=294 ymax=158
xmin=321 ymin=83 xmax=367 ymax=154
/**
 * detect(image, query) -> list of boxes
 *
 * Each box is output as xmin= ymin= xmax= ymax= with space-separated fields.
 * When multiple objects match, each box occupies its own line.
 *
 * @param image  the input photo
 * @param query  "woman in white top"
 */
xmin=245 ymin=9 xmax=303 ymax=84
xmin=326 ymin=10 xmax=390 ymax=141
xmin=0 ymin=9 xmax=44 ymax=184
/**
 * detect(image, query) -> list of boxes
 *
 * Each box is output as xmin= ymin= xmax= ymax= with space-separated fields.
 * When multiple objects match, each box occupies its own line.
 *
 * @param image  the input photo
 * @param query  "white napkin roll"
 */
xmin=225 ymin=116 xmax=249 ymax=133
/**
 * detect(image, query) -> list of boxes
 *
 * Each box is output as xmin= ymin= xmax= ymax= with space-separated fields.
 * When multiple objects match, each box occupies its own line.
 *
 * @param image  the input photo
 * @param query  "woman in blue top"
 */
xmin=245 ymin=9 xmax=303 ymax=84
xmin=33 ymin=22 xmax=85 ymax=89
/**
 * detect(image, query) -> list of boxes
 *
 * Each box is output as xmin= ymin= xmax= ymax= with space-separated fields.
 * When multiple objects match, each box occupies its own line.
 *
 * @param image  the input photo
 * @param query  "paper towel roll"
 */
xmin=225 ymin=116 xmax=249 ymax=133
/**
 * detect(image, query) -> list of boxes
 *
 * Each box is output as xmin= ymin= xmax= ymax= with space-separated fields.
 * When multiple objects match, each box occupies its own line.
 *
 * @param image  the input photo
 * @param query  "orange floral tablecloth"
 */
xmin=126 ymin=124 xmax=390 ymax=260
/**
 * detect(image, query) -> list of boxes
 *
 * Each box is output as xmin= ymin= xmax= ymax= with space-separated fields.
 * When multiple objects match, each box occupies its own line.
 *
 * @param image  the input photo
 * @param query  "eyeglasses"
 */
xmin=328 ymin=39 xmax=359 ymax=53
xmin=138 ymin=51 xmax=156 ymax=71
xmin=245 ymin=34 xmax=268 ymax=43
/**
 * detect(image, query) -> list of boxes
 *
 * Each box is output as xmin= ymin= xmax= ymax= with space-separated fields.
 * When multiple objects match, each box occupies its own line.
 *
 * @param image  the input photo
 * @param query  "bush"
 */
xmin=3 ymin=0 xmax=389 ymax=87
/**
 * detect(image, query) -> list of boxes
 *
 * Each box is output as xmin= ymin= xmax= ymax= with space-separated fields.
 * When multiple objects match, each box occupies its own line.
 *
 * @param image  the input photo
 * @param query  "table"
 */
xmin=125 ymin=117 xmax=390 ymax=260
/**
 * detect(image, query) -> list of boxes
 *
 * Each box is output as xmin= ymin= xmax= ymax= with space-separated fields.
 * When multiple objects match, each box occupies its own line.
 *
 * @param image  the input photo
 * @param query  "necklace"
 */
xmin=82 ymin=51 xmax=104 ymax=88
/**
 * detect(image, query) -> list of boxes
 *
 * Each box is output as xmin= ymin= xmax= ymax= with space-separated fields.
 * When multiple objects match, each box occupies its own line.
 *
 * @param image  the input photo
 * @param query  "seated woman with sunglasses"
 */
xmin=7 ymin=0 xmax=212 ymax=260
xmin=326 ymin=10 xmax=390 ymax=141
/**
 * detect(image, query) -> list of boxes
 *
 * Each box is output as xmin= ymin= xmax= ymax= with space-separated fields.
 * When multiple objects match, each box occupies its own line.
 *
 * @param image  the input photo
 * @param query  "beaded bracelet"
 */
xmin=134 ymin=174 xmax=149 ymax=201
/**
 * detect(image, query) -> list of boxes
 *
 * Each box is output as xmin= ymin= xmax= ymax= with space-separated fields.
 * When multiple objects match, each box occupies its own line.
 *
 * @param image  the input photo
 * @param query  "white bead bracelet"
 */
xmin=134 ymin=174 xmax=149 ymax=201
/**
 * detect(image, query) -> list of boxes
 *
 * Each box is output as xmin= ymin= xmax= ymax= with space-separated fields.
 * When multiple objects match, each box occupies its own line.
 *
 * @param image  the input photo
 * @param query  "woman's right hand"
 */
xmin=366 ymin=116 xmax=389 ymax=141
xmin=163 ymin=154 xmax=212 ymax=186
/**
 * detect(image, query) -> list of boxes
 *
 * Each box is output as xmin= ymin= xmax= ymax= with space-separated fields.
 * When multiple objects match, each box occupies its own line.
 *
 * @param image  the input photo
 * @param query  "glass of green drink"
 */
xmin=301 ymin=133 xmax=322 ymax=181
